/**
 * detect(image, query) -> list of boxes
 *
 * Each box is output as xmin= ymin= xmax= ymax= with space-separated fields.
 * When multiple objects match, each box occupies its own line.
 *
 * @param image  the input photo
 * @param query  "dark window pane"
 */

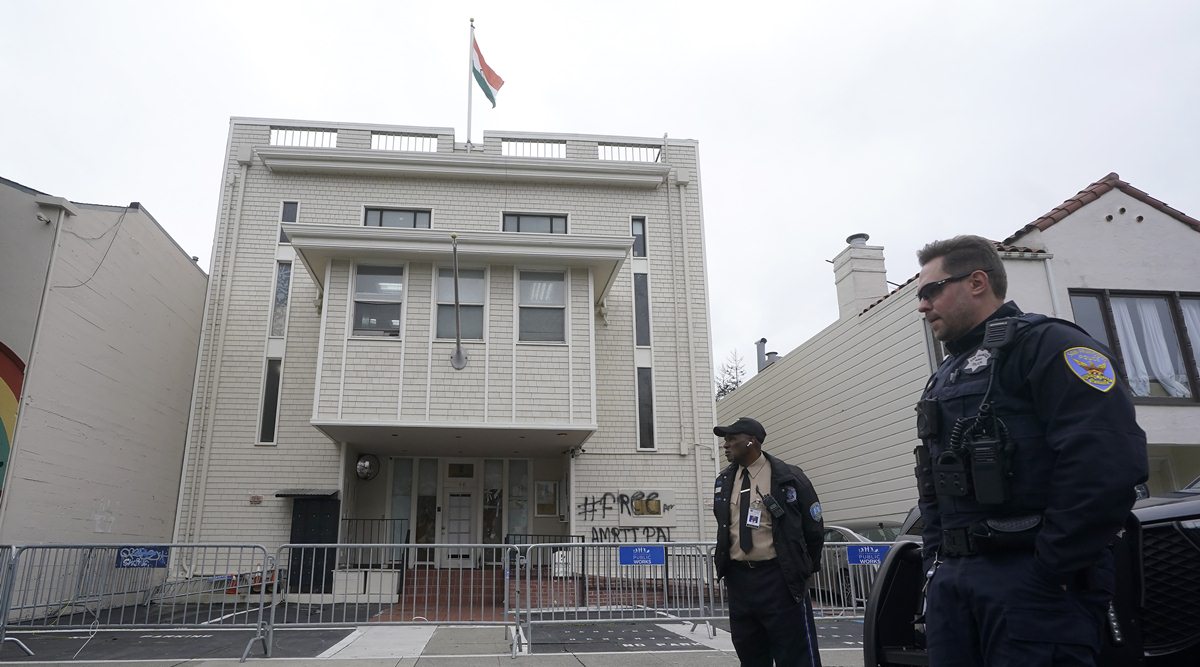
xmin=353 ymin=302 xmax=402 ymax=336
xmin=521 ymin=216 xmax=552 ymax=233
xmin=416 ymin=211 xmax=431 ymax=228
xmin=637 ymin=367 xmax=654 ymax=449
xmin=551 ymin=217 xmax=566 ymax=234
xmin=259 ymin=359 xmax=282 ymax=443
xmin=519 ymin=307 xmax=565 ymax=342
xmin=1069 ymin=294 xmax=1110 ymax=348
xmin=504 ymin=213 xmax=567 ymax=234
xmin=356 ymin=266 xmax=404 ymax=297
xmin=381 ymin=210 xmax=415 ymax=228
xmin=632 ymin=218 xmax=646 ymax=257
xmin=503 ymin=215 xmax=517 ymax=231
xmin=279 ymin=227 xmax=290 ymax=243
xmin=366 ymin=210 xmax=380 ymax=226
xmin=437 ymin=304 xmax=484 ymax=339
xmin=281 ymin=202 xmax=298 ymax=223
xmin=634 ymin=273 xmax=651 ymax=346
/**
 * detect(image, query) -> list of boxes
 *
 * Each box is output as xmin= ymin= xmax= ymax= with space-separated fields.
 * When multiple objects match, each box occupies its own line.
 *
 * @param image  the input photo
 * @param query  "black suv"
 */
xmin=864 ymin=494 xmax=1200 ymax=666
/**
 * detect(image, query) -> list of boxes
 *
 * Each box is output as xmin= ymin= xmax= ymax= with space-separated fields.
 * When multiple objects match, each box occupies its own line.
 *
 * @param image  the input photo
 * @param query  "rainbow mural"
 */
xmin=0 ymin=343 xmax=23 ymax=494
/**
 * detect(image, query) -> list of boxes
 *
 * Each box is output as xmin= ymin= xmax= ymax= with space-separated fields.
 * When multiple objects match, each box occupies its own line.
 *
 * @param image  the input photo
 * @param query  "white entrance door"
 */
xmin=440 ymin=459 xmax=479 ymax=568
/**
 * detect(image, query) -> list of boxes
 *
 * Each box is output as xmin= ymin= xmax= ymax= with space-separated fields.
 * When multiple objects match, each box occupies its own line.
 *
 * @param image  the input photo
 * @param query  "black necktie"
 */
xmin=739 ymin=467 xmax=754 ymax=553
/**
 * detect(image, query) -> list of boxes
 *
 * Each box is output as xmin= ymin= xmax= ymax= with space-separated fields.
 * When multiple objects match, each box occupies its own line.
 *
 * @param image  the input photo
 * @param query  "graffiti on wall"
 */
xmin=0 ymin=343 xmax=25 ymax=498
xmin=573 ymin=487 xmax=676 ymax=527
xmin=589 ymin=526 xmax=673 ymax=543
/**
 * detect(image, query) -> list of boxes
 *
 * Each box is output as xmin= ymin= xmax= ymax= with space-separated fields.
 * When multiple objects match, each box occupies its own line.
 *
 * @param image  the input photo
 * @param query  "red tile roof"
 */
xmin=1003 ymin=172 xmax=1200 ymax=245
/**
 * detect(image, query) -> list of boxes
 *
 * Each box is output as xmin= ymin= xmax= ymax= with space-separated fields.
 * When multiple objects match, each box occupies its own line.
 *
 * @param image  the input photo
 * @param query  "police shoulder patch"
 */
xmin=1064 ymin=346 xmax=1116 ymax=393
xmin=809 ymin=502 xmax=823 ymax=521
xmin=785 ymin=486 xmax=798 ymax=503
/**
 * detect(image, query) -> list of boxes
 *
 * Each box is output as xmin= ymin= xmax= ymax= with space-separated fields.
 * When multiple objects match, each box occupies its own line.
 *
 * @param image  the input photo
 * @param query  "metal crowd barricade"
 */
xmin=267 ymin=543 xmax=521 ymax=656
xmin=0 ymin=544 xmax=271 ymax=662
xmin=517 ymin=542 xmax=723 ymax=650
xmin=808 ymin=542 xmax=893 ymax=617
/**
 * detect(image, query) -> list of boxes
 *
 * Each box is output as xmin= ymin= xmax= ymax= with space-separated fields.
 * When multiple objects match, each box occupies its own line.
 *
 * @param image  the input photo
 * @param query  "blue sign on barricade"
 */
xmin=618 ymin=545 xmax=666 ymax=565
xmin=115 ymin=546 xmax=169 ymax=568
xmin=846 ymin=544 xmax=890 ymax=565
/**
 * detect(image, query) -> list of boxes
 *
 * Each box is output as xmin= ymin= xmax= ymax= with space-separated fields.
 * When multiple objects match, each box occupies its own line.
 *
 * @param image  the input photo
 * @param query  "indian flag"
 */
xmin=471 ymin=36 xmax=505 ymax=108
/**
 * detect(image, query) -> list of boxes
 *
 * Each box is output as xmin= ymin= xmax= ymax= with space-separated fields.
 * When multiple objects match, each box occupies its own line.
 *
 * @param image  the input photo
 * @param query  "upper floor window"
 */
xmin=504 ymin=213 xmax=566 ymax=234
xmin=634 ymin=273 xmax=651 ymax=346
xmin=631 ymin=217 xmax=647 ymax=257
xmin=353 ymin=266 xmax=405 ymax=337
xmin=280 ymin=201 xmax=298 ymax=243
xmin=365 ymin=208 xmax=431 ymax=229
xmin=270 ymin=262 xmax=292 ymax=338
xmin=1069 ymin=290 xmax=1200 ymax=401
xmin=437 ymin=268 xmax=485 ymax=339
xmin=518 ymin=271 xmax=565 ymax=342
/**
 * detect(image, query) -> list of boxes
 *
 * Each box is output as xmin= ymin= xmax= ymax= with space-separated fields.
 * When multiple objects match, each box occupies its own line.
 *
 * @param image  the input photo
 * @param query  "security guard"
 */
xmin=913 ymin=236 xmax=1148 ymax=666
xmin=713 ymin=417 xmax=825 ymax=666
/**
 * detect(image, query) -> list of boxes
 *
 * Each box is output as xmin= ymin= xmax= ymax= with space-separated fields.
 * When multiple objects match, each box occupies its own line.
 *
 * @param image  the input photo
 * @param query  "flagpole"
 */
xmin=466 ymin=18 xmax=475 ymax=152
xmin=450 ymin=233 xmax=468 ymax=370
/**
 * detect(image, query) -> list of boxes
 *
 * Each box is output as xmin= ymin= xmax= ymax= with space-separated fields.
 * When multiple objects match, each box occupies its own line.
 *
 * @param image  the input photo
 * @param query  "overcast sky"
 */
xmin=5 ymin=1 xmax=1200 ymax=379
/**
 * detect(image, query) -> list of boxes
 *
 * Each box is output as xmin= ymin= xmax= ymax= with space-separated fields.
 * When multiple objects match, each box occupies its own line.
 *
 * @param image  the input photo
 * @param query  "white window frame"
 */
xmin=635 ymin=366 xmax=657 ymax=451
xmin=269 ymin=261 xmax=293 ymax=339
xmin=351 ymin=263 xmax=407 ymax=339
xmin=363 ymin=206 xmax=432 ymax=229
xmin=516 ymin=269 xmax=568 ymax=344
xmin=255 ymin=357 xmax=284 ymax=446
xmin=502 ymin=212 xmax=569 ymax=234
xmin=434 ymin=265 xmax=487 ymax=341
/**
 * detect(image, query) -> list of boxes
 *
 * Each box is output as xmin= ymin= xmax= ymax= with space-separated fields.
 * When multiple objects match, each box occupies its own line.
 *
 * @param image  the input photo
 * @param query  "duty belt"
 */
xmin=941 ymin=515 xmax=1042 ymax=558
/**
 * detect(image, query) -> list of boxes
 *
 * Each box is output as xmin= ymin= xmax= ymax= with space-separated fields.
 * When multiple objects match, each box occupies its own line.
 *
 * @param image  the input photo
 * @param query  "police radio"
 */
xmin=968 ymin=436 xmax=1008 ymax=504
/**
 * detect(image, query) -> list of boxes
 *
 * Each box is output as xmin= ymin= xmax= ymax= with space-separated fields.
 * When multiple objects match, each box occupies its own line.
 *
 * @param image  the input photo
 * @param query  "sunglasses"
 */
xmin=916 ymin=269 xmax=990 ymax=303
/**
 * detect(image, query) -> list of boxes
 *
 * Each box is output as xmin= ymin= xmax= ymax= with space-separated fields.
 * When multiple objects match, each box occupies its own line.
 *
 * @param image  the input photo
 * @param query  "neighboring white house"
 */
xmin=718 ymin=173 xmax=1200 ymax=523
xmin=0 ymin=176 xmax=207 ymax=544
xmin=173 ymin=118 xmax=718 ymax=557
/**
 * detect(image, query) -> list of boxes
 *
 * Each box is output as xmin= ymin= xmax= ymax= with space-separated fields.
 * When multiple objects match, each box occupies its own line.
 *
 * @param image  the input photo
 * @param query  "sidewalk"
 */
xmin=6 ymin=624 xmax=864 ymax=666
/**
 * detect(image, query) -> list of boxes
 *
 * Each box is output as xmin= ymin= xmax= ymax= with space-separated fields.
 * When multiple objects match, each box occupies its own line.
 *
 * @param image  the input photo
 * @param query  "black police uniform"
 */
xmin=914 ymin=301 xmax=1148 ymax=666
xmin=714 ymin=452 xmax=825 ymax=666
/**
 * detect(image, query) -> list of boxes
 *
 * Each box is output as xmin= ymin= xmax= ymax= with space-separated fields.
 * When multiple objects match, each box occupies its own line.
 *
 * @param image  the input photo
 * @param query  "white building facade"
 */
xmin=0 ymin=177 xmax=206 ymax=544
xmin=174 ymin=118 xmax=718 ymax=557
xmin=718 ymin=173 xmax=1200 ymax=523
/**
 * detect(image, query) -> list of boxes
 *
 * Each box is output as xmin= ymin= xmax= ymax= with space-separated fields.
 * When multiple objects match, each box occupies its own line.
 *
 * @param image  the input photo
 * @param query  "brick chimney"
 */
xmin=833 ymin=233 xmax=888 ymax=319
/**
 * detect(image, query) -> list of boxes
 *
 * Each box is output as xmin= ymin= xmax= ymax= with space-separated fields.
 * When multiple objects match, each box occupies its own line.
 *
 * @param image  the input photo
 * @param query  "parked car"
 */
xmin=811 ymin=520 xmax=903 ymax=603
xmin=864 ymin=495 xmax=1200 ymax=666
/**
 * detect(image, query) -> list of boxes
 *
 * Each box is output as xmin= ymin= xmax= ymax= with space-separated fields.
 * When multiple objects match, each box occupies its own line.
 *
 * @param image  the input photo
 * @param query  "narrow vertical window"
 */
xmin=258 ymin=358 xmax=282 ymax=443
xmin=280 ymin=201 xmax=298 ymax=242
xmin=270 ymin=262 xmax=292 ymax=337
xmin=631 ymin=217 xmax=647 ymax=257
xmin=636 ymin=367 xmax=655 ymax=450
xmin=634 ymin=273 xmax=651 ymax=346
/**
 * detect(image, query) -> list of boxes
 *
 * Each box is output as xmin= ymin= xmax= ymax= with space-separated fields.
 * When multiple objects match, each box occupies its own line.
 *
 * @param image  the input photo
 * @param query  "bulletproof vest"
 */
xmin=916 ymin=315 xmax=1054 ymax=528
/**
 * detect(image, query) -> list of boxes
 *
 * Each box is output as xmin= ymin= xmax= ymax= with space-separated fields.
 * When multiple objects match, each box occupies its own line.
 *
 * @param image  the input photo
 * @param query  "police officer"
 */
xmin=713 ymin=417 xmax=825 ymax=667
xmin=913 ymin=235 xmax=1148 ymax=666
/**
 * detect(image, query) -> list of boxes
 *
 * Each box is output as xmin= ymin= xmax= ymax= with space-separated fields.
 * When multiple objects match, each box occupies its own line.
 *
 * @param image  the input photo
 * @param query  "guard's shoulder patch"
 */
xmin=784 ymin=486 xmax=798 ymax=503
xmin=1064 ymin=346 xmax=1116 ymax=393
xmin=809 ymin=502 xmax=823 ymax=521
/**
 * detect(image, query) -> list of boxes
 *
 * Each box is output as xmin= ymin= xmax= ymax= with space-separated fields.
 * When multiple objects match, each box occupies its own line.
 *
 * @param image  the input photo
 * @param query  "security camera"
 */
xmin=36 ymin=214 xmax=52 ymax=224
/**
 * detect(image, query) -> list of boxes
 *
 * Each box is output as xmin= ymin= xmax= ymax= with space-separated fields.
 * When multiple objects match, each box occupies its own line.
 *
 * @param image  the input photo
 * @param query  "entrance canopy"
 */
xmin=312 ymin=420 xmax=594 ymax=457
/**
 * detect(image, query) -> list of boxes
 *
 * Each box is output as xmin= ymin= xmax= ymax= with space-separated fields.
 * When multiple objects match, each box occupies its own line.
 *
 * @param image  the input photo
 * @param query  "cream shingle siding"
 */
xmin=177 ymin=119 xmax=716 ymax=547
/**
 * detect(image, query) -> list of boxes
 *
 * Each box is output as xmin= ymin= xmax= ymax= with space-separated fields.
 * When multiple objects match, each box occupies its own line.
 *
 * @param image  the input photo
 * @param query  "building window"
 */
xmin=1069 ymin=290 xmax=1199 ymax=401
xmin=504 ymin=213 xmax=566 ymax=234
xmin=365 ymin=208 xmax=431 ymax=229
xmin=632 ymin=217 xmax=647 ymax=257
xmin=436 ymin=268 xmax=485 ymax=339
xmin=280 ymin=201 xmax=298 ymax=242
xmin=518 ymin=271 xmax=566 ymax=342
xmin=258 ymin=358 xmax=282 ymax=444
xmin=636 ymin=367 xmax=655 ymax=450
xmin=270 ymin=262 xmax=292 ymax=337
xmin=354 ymin=266 xmax=405 ymax=337
xmin=634 ymin=273 xmax=651 ymax=346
